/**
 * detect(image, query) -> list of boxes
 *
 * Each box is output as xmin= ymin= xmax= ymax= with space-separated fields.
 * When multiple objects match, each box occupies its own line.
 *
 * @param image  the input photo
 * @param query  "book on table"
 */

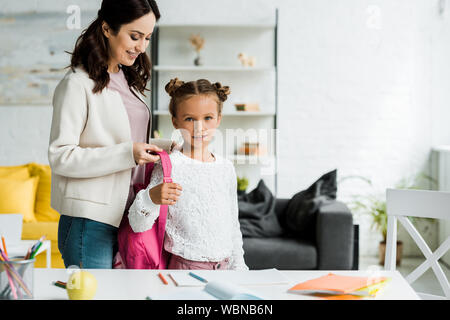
xmin=287 ymin=273 xmax=390 ymax=298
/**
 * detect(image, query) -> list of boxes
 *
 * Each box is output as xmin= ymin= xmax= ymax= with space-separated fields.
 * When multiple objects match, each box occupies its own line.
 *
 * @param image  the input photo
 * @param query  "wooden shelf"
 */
xmin=228 ymin=154 xmax=275 ymax=164
xmin=153 ymin=110 xmax=275 ymax=117
xmin=157 ymin=23 xmax=275 ymax=29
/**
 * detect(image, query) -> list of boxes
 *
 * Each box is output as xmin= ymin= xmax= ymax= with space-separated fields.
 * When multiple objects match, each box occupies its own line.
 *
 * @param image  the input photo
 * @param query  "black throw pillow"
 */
xmin=238 ymin=179 xmax=283 ymax=238
xmin=285 ymin=169 xmax=337 ymax=239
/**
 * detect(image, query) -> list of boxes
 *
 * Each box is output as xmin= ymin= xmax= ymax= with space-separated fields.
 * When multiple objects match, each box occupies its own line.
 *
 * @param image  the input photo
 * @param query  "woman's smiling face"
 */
xmin=102 ymin=12 xmax=156 ymax=72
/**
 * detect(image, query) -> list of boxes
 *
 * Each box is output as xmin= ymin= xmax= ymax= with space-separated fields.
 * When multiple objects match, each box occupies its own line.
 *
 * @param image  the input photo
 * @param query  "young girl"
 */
xmin=128 ymin=78 xmax=248 ymax=270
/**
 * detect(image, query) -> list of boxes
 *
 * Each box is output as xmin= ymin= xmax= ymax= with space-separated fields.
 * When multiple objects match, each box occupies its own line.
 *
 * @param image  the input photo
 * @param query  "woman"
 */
xmin=49 ymin=0 xmax=164 ymax=268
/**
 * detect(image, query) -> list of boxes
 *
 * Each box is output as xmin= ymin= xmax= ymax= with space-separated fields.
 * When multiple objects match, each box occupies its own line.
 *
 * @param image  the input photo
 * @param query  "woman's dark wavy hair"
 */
xmin=68 ymin=0 xmax=160 ymax=95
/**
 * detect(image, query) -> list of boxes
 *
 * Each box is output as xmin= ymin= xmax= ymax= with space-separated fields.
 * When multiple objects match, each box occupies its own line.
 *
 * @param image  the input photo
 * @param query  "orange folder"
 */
xmin=288 ymin=273 xmax=388 ymax=297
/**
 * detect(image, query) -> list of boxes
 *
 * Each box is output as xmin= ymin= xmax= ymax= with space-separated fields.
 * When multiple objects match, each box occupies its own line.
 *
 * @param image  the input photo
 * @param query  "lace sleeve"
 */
xmin=227 ymin=165 xmax=249 ymax=270
xmin=128 ymin=162 xmax=163 ymax=233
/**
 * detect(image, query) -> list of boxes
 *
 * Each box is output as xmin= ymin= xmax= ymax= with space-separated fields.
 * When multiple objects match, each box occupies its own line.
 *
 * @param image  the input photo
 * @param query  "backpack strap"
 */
xmin=155 ymin=150 xmax=172 ymax=267
xmin=158 ymin=151 xmax=172 ymax=183
xmin=144 ymin=162 xmax=154 ymax=186
xmin=143 ymin=150 xmax=172 ymax=185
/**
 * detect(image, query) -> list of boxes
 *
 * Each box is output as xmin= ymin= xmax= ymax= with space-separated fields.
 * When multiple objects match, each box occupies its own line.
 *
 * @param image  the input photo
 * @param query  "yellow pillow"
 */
xmin=0 ymin=165 xmax=30 ymax=179
xmin=0 ymin=176 xmax=40 ymax=222
xmin=28 ymin=163 xmax=60 ymax=222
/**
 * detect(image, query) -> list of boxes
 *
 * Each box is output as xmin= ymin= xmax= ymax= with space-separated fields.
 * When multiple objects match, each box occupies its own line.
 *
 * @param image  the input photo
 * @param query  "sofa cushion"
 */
xmin=0 ymin=176 xmax=39 ymax=222
xmin=243 ymin=237 xmax=317 ymax=270
xmin=285 ymin=169 xmax=337 ymax=240
xmin=0 ymin=166 xmax=30 ymax=179
xmin=28 ymin=163 xmax=60 ymax=222
xmin=238 ymin=179 xmax=283 ymax=237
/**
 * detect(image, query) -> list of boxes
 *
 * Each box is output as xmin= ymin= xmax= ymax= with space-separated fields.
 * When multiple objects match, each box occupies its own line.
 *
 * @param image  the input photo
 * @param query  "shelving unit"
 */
xmin=153 ymin=110 xmax=275 ymax=117
xmin=153 ymin=66 xmax=275 ymax=72
xmin=149 ymin=10 xmax=279 ymax=195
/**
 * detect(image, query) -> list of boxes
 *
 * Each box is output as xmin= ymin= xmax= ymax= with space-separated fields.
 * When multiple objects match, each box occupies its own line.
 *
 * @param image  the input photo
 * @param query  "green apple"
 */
xmin=66 ymin=270 xmax=98 ymax=300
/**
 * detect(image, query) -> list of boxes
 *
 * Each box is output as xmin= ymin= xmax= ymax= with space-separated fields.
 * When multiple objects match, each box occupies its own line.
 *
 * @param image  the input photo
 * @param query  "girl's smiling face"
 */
xmin=172 ymin=94 xmax=222 ymax=149
xmin=102 ymin=12 xmax=156 ymax=72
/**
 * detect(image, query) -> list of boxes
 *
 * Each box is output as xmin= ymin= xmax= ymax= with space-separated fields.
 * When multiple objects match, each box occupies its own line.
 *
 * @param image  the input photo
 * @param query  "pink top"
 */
xmin=108 ymin=67 xmax=150 ymax=213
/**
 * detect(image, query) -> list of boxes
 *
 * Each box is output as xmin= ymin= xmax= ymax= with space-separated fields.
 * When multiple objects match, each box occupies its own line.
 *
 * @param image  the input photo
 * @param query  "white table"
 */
xmin=33 ymin=269 xmax=420 ymax=300
xmin=8 ymin=240 xmax=51 ymax=268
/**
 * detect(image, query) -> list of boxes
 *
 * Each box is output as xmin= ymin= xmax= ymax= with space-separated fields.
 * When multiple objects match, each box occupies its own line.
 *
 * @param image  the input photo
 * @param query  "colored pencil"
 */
xmin=1 ymin=235 xmax=7 ymax=257
xmin=5 ymin=267 xmax=17 ymax=299
xmin=158 ymin=272 xmax=168 ymax=285
xmin=0 ymin=250 xmax=32 ymax=297
xmin=52 ymin=281 xmax=67 ymax=289
xmin=30 ymin=241 xmax=43 ymax=259
xmin=25 ymin=247 xmax=32 ymax=260
xmin=188 ymin=272 xmax=208 ymax=283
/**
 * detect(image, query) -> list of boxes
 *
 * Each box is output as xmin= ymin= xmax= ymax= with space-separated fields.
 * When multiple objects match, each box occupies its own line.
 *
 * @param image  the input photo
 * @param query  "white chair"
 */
xmin=0 ymin=214 xmax=23 ymax=246
xmin=385 ymin=188 xmax=450 ymax=300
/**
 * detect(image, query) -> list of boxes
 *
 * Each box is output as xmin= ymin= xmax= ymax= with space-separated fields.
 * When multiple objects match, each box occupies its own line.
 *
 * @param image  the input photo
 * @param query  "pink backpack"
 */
xmin=113 ymin=150 xmax=172 ymax=269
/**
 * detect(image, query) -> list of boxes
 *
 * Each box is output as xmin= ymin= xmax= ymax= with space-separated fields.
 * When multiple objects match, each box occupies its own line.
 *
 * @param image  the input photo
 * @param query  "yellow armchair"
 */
xmin=0 ymin=163 xmax=64 ymax=268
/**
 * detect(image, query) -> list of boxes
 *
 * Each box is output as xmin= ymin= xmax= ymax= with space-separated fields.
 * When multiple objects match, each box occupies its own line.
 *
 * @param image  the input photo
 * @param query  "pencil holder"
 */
xmin=0 ymin=256 xmax=35 ymax=300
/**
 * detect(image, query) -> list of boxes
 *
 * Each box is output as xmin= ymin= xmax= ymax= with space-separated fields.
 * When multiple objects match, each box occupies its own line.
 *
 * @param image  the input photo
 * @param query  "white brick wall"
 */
xmin=1 ymin=0 xmax=449 ymax=256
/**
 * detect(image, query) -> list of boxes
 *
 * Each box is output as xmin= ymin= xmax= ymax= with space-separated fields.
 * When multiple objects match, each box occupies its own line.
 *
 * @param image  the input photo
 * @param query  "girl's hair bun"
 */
xmin=213 ymin=82 xmax=231 ymax=102
xmin=165 ymin=78 xmax=185 ymax=96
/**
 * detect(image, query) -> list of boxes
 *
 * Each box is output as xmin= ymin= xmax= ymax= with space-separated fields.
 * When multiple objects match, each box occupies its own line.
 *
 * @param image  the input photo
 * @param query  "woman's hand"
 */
xmin=133 ymin=142 xmax=163 ymax=165
xmin=149 ymin=183 xmax=183 ymax=205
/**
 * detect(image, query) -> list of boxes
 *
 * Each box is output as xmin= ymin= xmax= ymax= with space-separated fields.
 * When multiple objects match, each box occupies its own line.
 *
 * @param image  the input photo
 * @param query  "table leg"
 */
xmin=46 ymin=242 xmax=51 ymax=268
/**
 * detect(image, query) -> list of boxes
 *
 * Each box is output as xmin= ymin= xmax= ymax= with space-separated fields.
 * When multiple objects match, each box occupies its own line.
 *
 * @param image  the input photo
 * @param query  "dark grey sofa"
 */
xmin=242 ymin=198 xmax=354 ymax=270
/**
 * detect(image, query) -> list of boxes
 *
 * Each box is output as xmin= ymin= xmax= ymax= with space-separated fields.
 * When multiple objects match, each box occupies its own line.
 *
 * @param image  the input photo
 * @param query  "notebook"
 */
xmin=150 ymin=280 xmax=264 ymax=300
xmin=287 ymin=273 xmax=390 ymax=297
xmin=168 ymin=269 xmax=290 ymax=287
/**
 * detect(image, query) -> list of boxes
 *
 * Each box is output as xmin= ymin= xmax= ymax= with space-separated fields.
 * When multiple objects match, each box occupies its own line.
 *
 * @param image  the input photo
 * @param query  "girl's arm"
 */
xmin=48 ymin=76 xmax=136 ymax=178
xmin=128 ymin=162 xmax=163 ymax=233
xmin=228 ymin=166 xmax=249 ymax=270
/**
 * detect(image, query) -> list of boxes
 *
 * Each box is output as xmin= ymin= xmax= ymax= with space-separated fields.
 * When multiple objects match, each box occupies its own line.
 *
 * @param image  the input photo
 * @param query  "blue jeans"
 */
xmin=58 ymin=215 xmax=118 ymax=269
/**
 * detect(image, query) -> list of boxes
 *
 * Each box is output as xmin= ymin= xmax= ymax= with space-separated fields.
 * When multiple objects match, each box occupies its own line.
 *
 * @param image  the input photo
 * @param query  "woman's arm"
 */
xmin=228 ymin=166 xmax=249 ymax=270
xmin=48 ymin=76 xmax=136 ymax=178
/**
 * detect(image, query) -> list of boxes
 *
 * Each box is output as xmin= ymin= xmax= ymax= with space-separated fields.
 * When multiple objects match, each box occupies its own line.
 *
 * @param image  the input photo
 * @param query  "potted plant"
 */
xmin=351 ymin=193 xmax=403 ymax=266
xmin=344 ymin=172 xmax=436 ymax=266
xmin=237 ymin=176 xmax=249 ymax=196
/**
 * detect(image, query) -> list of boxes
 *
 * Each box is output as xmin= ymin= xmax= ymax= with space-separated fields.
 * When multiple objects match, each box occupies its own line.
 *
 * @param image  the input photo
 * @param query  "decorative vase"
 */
xmin=379 ymin=241 xmax=403 ymax=266
xmin=194 ymin=53 xmax=202 ymax=66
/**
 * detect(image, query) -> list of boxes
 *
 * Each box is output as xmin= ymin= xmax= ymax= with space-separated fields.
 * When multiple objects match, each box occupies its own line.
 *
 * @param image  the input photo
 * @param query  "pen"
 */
xmin=158 ymin=272 xmax=168 ymax=285
xmin=188 ymin=272 xmax=208 ymax=283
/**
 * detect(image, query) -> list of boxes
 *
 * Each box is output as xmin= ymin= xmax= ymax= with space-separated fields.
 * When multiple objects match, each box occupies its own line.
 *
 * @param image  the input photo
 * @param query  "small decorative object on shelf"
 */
xmin=153 ymin=130 xmax=162 ymax=138
xmin=237 ymin=142 xmax=267 ymax=156
xmin=189 ymin=34 xmax=205 ymax=66
xmin=234 ymin=103 xmax=260 ymax=112
xmin=238 ymin=53 xmax=256 ymax=67
xmin=237 ymin=176 xmax=249 ymax=195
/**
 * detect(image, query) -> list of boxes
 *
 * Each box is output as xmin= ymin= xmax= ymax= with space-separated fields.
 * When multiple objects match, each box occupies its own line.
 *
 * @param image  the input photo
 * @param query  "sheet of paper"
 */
xmin=195 ymin=268 xmax=290 ymax=286
xmin=168 ymin=272 xmax=207 ymax=287
xmin=149 ymin=281 xmax=264 ymax=300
